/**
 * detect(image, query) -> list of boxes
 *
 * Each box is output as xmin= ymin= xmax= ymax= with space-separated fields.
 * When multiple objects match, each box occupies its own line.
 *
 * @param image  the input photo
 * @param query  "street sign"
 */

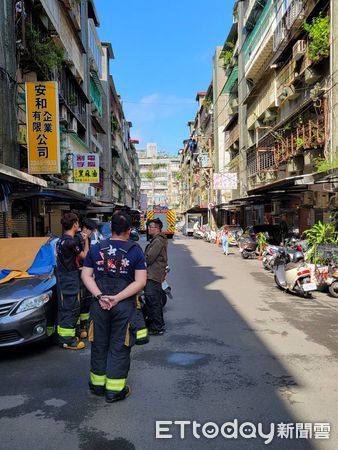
xmin=213 ymin=172 xmax=238 ymax=190
xmin=26 ymin=81 xmax=60 ymax=174
xmin=73 ymin=153 xmax=99 ymax=183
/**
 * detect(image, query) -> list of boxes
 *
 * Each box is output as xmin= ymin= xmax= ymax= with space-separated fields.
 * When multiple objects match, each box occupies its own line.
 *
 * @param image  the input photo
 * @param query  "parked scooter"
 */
xmin=274 ymin=248 xmax=317 ymax=298
xmin=262 ymin=244 xmax=279 ymax=271
xmin=239 ymin=237 xmax=258 ymax=259
xmin=193 ymin=228 xmax=204 ymax=239
xmin=326 ymin=256 xmax=338 ymax=298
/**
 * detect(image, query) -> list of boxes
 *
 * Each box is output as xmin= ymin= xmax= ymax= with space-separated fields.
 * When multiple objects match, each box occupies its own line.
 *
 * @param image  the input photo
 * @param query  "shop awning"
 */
xmin=0 ymin=163 xmax=47 ymax=187
xmin=247 ymin=173 xmax=316 ymax=196
xmin=11 ymin=188 xmax=90 ymax=205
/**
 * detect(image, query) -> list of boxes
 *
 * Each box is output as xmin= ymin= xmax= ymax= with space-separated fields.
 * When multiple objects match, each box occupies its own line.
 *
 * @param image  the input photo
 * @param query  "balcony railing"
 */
xmin=88 ymin=19 xmax=103 ymax=77
xmin=247 ymin=148 xmax=273 ymax=177
xmin=273 ymin=0 xmax=305 ymax=51
xmin=225 ymin=123 xmax=239 ymax=149
xmin=244 ymin=0 xmax=274 ymax=67
xmin=222 ymin=66 xmax=238 ymax=94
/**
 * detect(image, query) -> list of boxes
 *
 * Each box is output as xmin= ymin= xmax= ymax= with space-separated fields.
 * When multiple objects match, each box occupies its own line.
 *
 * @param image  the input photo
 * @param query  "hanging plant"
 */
xmin=25 ymin=26 xmax=64 ymax=72
xmin=220 ymin=42 xmax=235 ymax=68
xmin=303 ymin=14 xmax=330 ymax=63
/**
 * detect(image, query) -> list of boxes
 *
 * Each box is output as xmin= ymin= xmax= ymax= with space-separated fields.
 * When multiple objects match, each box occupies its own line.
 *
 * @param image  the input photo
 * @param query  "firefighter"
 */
xmin=81 ymin=211 xmax=147 ymax=403
xmin=74 ymin=218 xmax=97 ymax=339
xmin=56 ymin=212 xmax=90 ymax=350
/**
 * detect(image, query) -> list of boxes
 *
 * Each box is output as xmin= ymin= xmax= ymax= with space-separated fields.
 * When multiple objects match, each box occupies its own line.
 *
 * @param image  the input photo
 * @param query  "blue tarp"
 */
xmin=27 ymin=239 xmax=57 ymax=276
xmin=0 ymin=239 xmax=57 ymax=281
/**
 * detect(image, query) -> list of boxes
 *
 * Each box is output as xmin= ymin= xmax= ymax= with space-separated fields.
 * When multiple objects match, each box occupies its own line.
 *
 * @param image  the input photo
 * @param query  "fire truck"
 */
xmin=143 ymin=208 xmax=175 ymax=238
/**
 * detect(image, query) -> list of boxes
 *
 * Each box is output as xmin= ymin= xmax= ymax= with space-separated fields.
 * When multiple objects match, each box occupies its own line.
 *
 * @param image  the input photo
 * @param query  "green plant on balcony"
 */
xmin=220 ymin=42 xmax=235 ymax=68
xmin=314 ymin=156 xmax=338 ymax=173
xmin=144 ymin=170 xmax=155 ymax=180
xmin=295 ymin=137 xmax=305 ymax=150
xmin=26 ymin=26 xmax=64 ymax=73
xmin=202 ymin=97 xmax=212 ymax=110
xmin=303 ymin=14 xmax=330 ymax=63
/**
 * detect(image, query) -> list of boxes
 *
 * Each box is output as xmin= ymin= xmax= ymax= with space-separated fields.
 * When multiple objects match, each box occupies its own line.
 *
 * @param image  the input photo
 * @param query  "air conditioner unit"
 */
xmin=59 ymin=105 xmax=68 ymax=124
xmin=303 ymin=191 xmax=314 ymax=206
xmin=68 ymin=117 xmax=77 ymax=133
xmin=315 ymin=191 xmax=329 ymax=209
xmin=85 ymin=186 xmax=96 ymax=197
xmin=230 ymin=98 xmax=238 ymax=113
xmin=292 ymin=40 xmax=306 ymax=61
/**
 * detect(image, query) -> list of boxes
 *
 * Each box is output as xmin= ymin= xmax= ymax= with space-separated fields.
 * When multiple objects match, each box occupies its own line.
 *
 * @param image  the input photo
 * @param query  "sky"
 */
xmin=94 ymin=0 xmax=234 ymax=156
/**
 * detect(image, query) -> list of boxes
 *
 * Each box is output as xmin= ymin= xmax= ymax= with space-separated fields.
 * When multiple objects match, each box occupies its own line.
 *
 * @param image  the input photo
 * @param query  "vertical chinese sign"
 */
xmin=26 ymin=81 xmax=60 ymax=174
xmin=73 ymin=153 xmax=99 ymax=183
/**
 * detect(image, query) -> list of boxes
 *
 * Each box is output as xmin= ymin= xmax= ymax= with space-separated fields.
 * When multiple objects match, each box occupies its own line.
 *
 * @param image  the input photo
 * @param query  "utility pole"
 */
xmin=207 ymin=137 xmax=216 ymax=229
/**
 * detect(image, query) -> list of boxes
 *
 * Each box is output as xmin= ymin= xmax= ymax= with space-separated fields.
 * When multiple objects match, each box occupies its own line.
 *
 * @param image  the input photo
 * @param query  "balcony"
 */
xmin=222 ymin=66 xmax=238 ymax=94
xmin=273 ymin=0 xmax=305 ymax=52
xmin=90 ymin=76 xmax=103 ymax=117
xmin=225 ymin=123 xmax=239 ymax=150
xmin=247 ymin=74 xmax=277 ymax=129
xmin=244 ymin=0 xmax=268 ymax=30
xmin=244 ymin=0 xmax=275 ymax=81
xmin=88 ymin=19 xmax=103 ymax=77
xmin=41 ymin=0 xmax=84 ymax=81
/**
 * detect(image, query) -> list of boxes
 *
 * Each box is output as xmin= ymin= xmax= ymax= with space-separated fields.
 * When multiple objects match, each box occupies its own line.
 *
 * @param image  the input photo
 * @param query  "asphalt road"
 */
xmin=1 ymin=235 xmax=338 ymax=450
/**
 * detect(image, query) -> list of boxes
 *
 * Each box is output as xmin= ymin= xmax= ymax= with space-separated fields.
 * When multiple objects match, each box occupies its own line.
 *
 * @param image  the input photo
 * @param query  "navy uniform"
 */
xmin=74 ymin=231 xmax=92 ymax=337
xmin=56 ymin=235 xmax=85 ymax=349
xmin=83 ymin=239 xmax=146 ymax=399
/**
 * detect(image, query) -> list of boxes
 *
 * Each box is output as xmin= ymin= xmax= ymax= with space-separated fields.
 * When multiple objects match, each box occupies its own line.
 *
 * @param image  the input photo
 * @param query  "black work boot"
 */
xmin=88 ymin=382 xmax=105 ymax=397
xmin=105 ymin=386 xmax=131 ymax=403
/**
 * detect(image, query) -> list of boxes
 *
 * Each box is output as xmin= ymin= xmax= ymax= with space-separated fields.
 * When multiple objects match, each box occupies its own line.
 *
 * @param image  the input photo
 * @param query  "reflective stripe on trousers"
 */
xmin=90 ymin=371 xmax=126 ymax=392
xmin=57 ymin=325 xmax=75 ymax=337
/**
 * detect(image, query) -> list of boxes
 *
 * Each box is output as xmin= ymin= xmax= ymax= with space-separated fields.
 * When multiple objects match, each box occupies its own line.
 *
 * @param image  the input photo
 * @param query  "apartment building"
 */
xmin=180 ymin=0 xmax=336 ymax=233
xmin=138 ymin=144 xmax=180 ymax=212
xmin=0 ymin=0 xmax=140 ymax=236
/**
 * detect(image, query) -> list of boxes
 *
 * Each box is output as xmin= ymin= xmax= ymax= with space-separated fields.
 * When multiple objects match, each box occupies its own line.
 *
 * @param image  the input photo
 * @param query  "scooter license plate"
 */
xmin=302 ymin=282 xmax=317 ymax=292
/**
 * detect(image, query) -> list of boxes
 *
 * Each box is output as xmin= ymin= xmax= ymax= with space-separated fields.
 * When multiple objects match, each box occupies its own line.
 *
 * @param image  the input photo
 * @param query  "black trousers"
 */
xmin=57 ymin=270 xmax=80 ymax=344
xmin=89 ymin=298 xmax=137 ymax=391
xmin=144 ymin=279 xmax=165 ymax=331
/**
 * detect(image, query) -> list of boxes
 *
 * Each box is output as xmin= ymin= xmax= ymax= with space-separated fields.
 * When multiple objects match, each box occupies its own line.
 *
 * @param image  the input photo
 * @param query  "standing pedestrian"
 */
xmin=74 ymin=218 xmax=98 ymax=339
xmin=56 ymin=212 xmax=89 ymax=350
xmin=221 ymin=225 xmax=229 ymax=255
xmin=144 ymin=218 xmax=168 ymax=335
xmin=81 ymin=211 xmax=147 ymax=403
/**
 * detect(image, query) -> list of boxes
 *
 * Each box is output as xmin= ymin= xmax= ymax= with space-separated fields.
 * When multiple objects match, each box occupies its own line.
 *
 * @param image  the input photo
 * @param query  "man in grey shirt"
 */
xmin=144 ymin=218 xmax=168 ymax=335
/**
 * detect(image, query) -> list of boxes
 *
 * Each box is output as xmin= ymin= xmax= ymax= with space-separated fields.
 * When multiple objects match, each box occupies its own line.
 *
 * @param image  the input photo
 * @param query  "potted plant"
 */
xmin=304 ymin=221 xmax=337 ymax=264
xmin=256 ymin=232 xmax=268 ymax=260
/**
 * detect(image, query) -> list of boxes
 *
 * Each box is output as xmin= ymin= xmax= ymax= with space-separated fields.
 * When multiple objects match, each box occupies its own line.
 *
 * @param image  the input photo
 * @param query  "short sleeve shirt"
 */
xmin=56 ymin=235 xmax=82 ymax=273
xmin=83 ymin=239 xmax=146 ymax=284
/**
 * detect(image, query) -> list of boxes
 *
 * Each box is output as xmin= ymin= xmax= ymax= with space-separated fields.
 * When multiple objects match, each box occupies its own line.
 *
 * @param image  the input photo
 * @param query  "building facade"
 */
xmin=180 ymin=0 xmax=337 ymax=233
xmin=138 ymin=144 xmax=180 ymax=212
xmin=0 ymin=0 xmax=140 ymax=237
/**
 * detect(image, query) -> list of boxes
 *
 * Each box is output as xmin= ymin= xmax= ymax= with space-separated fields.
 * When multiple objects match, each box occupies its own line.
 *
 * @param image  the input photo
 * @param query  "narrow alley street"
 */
xmin=0 ymin=236 xmax=337 ymax=449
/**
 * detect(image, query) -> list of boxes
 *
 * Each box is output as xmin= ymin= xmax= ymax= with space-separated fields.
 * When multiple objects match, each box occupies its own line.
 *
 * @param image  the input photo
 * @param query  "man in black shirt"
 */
xmin=74 ymin=218 xmax=97 ymax=339
xmin=56 ymin=212 xmax=90 ymax=349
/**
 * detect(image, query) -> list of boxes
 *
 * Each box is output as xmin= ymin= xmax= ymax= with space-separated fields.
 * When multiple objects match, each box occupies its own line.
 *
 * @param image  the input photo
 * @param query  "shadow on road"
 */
xmin=0 ymin=236 xmax=318 ymax=449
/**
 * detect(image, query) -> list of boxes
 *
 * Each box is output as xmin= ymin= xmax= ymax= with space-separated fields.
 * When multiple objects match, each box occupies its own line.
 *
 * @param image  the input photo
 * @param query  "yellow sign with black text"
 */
xmin=73 ymin=168 xmax=99 ymax=183
xmin=26 ymin=81 xmax=60 ymax=174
